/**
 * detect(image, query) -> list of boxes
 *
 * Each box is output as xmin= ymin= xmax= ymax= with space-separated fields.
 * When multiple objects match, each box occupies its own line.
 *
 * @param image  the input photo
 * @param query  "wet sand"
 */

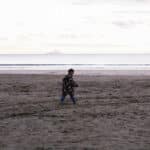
xmin=0 ymin=73 xmax=150 ymax=150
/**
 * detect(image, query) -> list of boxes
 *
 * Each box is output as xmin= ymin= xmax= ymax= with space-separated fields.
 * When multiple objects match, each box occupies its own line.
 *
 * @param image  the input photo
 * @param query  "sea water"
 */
xmin=0 ymin=54 xmax=150 ymax=70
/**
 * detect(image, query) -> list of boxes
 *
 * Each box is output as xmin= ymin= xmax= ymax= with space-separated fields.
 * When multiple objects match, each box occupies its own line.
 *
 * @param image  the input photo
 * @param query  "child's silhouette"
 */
xmin=60 ymin=69 xmax=78 ymax=104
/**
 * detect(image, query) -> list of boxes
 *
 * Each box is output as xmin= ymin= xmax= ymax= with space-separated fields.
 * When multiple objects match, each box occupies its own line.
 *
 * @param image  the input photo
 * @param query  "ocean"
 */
xmin=0 ymin=54 xmax=150 ymax=70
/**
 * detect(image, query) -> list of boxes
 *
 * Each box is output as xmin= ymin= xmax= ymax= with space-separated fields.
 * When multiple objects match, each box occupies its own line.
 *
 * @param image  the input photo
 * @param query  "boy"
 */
xmin=60 ymin=68 xmax=78 ymax=104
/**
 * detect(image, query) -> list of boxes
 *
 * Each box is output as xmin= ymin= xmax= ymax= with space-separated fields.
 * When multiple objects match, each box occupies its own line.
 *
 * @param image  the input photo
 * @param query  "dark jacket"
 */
xmin=62 ymin=75 xmax=78 ymax=94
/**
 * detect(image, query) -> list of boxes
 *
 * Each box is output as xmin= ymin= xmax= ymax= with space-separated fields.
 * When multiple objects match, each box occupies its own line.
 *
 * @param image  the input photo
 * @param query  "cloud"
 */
xmin=0 ymin=0 xmax=150 ymax=54
xmin=47 ymin=49 xmax=63 ymax=54
xmin=112 ymin=20 xmax=141 ymax=29
xmin=71 ymin=0 xmax=150 ymax=6
xmin=0 ymin=37 xmax=8 ymax=41
xmin=113 ymin=10 xmax=150 ymax=14
xmin=71 ymin=0 xmax=103 ymax=6
xmin=59 ymin=33 xmax=78 ymax=39
xmin=71 ymin=0 xmax=92 ymax=5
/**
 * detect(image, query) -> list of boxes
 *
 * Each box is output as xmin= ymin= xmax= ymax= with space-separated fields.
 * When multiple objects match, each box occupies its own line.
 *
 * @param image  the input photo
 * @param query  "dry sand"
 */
xmin=0 ymin=73 xmax=150 ymax=150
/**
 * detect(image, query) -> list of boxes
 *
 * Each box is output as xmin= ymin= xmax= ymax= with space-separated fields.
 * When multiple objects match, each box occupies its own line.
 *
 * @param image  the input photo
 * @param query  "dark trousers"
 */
xmin=61 ymin=92 xmax=76 ymax=104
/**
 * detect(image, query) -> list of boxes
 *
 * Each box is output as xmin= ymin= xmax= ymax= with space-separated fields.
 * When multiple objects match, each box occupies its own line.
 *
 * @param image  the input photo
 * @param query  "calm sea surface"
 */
xmin=0 ymin=54 xmax=150 ymax=70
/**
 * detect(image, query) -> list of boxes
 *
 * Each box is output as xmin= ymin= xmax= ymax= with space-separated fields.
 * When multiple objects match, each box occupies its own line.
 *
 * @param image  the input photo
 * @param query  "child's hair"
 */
xmin=68 ymin=68 xmax=74 ymax=73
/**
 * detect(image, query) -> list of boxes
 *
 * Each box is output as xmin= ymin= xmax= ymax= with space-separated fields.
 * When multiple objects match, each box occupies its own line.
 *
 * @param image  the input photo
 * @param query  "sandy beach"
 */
xmin=0 ymin=71 xmax=150 ymax=150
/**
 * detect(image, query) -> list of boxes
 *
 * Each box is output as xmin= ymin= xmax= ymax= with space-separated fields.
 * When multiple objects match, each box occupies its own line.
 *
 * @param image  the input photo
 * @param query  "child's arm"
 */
xmin=73 ymin=80 xmax=78 ymax=87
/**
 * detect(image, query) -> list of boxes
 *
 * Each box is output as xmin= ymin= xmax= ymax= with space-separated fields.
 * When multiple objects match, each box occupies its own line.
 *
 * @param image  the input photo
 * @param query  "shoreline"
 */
xmin=0 ymin=69 xmax=150 ymax=76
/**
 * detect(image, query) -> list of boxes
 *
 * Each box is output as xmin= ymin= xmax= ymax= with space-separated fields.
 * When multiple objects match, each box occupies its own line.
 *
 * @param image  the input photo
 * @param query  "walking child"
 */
xmin=60 ymin=69 xmax=78 ymax=104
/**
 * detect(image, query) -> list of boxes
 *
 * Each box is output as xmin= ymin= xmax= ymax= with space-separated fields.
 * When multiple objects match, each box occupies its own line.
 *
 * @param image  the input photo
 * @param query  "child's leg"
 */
xmin=60 ymin=92 xmax=66 ymax=103
xmin=69 ymin=93 xmax=76 ymax=104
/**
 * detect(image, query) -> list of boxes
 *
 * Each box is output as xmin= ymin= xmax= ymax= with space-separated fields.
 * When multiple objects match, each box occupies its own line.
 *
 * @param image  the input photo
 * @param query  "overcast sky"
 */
xmin=0 ymin=0 xmax=150 ymax=54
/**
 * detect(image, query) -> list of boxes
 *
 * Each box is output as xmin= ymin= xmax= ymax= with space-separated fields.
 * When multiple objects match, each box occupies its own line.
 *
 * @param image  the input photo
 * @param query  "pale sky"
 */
xmin=0 ymin=0 xmax=150 ymax=54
